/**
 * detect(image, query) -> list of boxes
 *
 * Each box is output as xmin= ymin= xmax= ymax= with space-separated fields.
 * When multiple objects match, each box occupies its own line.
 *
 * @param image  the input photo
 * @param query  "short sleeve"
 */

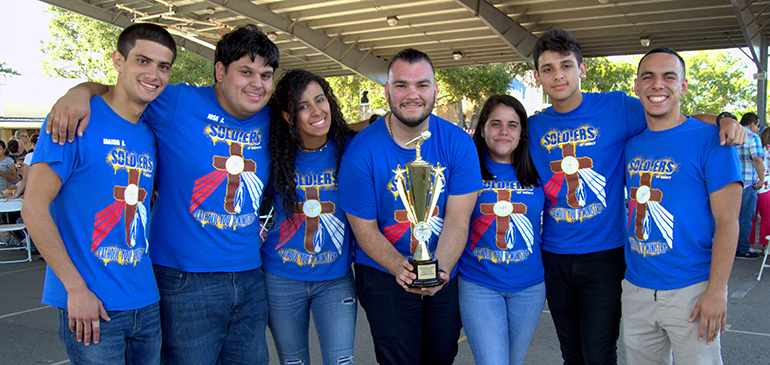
xmin=337 ymin=142 xmax=377 ymax=220
xmin=445 ymin=130 xmax=482 ymax=196
xmin=624 ymin=94 xmax=647 ymax=138
xmin=143 ymin=84 xmax=181 ymax=140
xmin=704 ymin=137 xmax=742 ymax=194
xmin=33 ymin=116 xmax=81 ymax=184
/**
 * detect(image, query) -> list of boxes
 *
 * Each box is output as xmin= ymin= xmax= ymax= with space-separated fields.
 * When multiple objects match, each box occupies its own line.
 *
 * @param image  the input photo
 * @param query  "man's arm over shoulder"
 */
xmin=692 ymin=114 xmax=747 ymax=146
xmin=47 ymin=82 xmax=110 ymax=145
xmin=21 ymin=163 xmax=111 ymax=346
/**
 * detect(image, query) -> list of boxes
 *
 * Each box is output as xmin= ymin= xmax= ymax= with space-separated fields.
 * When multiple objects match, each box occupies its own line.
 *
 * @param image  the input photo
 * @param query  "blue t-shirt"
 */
xmin=528 ymin=91 xmax=646 ymax=254
xmin=261 ymin=139 xmax=354 ymax=281
xmin=458 ymin=153 xmax=546 ymax=292
xmin=142 ymin=84 xmax=271 ymax=272
xmin=624 ymin=118 xmax=741 ymax=290
xmin=338 ymin=115 xmax=482 ymax=275
xmin=36 ymin=96 xmax=158 ymax=311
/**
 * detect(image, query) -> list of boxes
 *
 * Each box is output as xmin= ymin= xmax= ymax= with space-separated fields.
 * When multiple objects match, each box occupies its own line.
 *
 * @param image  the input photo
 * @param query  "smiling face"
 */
xmin=283 ymin=81 xmax=331 ymax=150
xmin=481 ymin=104 xmax=522 ymax=164
xmin=533 ymin=50 xmax=586 ymax=113
xmin=214 ymin=54 xmax=274 ymax=119
xmin=114 ymin=39 xmax=174 ymax=105
xmin=635 ymin=52 xmax=687 ymax=124
xmin=385 ymin=59 xmax=437 ymax=128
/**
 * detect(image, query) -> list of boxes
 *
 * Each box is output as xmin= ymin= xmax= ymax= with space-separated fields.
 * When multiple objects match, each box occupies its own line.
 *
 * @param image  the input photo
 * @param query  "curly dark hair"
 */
xmin=268 ymin=69 xmax=355 ymax=223
xmin=473 ymin=94 xmax=540 ymax=187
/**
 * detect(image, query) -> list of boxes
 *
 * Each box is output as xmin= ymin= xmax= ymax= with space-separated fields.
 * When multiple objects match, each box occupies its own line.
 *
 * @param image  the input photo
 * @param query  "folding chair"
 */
xmin=758 ymin=235 xmax=770 ymax=280
xmin=0 ymin=199 xmax=30 ymax=264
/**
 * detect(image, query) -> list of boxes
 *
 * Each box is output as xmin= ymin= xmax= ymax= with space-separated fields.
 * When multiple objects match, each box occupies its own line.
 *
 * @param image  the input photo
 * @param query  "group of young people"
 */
xmin=22 ymin=19 xmax=748 ymax=365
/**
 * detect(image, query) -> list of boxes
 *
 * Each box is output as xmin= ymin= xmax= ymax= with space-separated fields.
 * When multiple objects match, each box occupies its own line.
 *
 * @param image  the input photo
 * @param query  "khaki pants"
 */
xmin=622 ymin=280 xmax=723 ymax=365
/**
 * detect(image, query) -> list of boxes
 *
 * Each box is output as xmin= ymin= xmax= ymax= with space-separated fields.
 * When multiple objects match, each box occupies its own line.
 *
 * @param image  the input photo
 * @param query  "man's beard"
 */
xmin=390 ymin=99 xmax=435 ymax=128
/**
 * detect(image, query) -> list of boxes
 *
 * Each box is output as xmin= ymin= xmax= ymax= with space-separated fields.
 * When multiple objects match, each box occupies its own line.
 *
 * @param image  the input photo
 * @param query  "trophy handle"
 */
xmin=395 ymin=175 xmax=418 ymax=225
xmin=425 ymin=167 xmax=444 ymax=223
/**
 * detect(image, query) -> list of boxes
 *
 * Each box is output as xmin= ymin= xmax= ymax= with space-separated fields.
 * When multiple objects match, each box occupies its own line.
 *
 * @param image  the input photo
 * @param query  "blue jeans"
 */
xmin=458 ymin=278 xmax=546 ymax=365
xmin=542 ymin=246 xmax=625 ymax=365
xmin=355 ymin=264 xmax=462 ymax=365
xmin=265 ymin=269 xmax=356 ymax=365
xmin=153 ymin=265 xmax=269 ymax=365
xmin=738 ymin=186 xmax=759 ymax=254
xmin=58 ymin=302 xmax=161 ymax=365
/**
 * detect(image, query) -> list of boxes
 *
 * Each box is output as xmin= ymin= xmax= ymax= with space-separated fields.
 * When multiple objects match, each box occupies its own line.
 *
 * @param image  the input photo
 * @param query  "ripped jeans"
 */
xmin=265 ymin=269 xmax=357 ymax=365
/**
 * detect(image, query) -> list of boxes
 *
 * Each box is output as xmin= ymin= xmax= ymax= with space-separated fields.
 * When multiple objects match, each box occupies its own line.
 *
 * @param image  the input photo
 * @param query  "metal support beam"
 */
xmin=731 ymin=0 xmax=769 ymax=124
xmin=757 ymin=37 xmax=767 ymax=127
xmin=453 ymin=0 xmax=539 ymax=65
xmin=39 ymin=0 xmax=215 ymax=61
xmin=731 ymin=0 xmax=768 ymax=68
xmin=205 ymin=0 xmax=388 ymax=85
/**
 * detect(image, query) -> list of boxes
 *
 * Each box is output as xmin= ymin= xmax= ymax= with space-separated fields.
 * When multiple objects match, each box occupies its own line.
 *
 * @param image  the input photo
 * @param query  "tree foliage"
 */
xmin=327 ymin=75 xmax=387 ymax=123
xmin=41 ymin=6 xmax=213 ymax=86
xmin=435 ymin=63 xmax=531 ymax=107
xmin=680 ymin=51 xmax=755 ymax=115
xmin=0 ymin=61 xmax=21 ymax=76
xmin=582 ymin=57 xmax=636 ymax=95
xmin=436 ymin=63 xmax=532 ymax=127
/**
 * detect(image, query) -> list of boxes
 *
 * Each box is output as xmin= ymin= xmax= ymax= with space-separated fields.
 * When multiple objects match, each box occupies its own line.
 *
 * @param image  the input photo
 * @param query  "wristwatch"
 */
xmin=715 ymin=111 xmax=737 ymax=127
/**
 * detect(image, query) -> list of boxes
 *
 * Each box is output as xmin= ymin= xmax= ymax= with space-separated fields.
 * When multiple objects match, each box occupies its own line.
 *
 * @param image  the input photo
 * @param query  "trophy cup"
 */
xmin=393 ymin=131 xmax=445 ymax=287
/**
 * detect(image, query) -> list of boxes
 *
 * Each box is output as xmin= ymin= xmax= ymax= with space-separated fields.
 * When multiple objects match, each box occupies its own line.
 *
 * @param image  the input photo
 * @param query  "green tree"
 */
xmin=41 ymin=7 xmax=213 ymax=85
xmin=680 ymin=50 xmax=755 ymax=115
xmin=0 ymin=61 xmax=21 ymax=76
xmin=582 ymin=57 xmax=636 ymax=95
xmin=436 ymin=63 xmax=532 ymax=127
xmin=327 ymin=75 xmax=387 ymax=123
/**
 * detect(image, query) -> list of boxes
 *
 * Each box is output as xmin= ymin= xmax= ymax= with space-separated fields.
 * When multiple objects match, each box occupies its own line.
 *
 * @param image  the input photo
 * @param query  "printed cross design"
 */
xmin=112 ymin=169 xmax=146 ymax=247
xmin=550 ymin=144 xmax=593 ymax=208
xmin=294 ymin=186 xmax=335 ymax=253
xmin=630 ymin=173 xmax=662 ymax=240
xmin=479 ymin=190 xmax=527 ymax=249
xmin=394 ymin=206 xmax=439 ymax=253
xmin=212 ymin=143 xmax=256 ymax=214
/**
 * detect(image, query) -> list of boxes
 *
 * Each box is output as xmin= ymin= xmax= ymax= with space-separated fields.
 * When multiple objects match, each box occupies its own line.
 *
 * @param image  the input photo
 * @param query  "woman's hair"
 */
xmin=268 ymin=69 xmax=355 ymax=222
xmin=761 ymin=127 xmax=770 ymax=147
xmin=472 ymin=94 xmax=540 ymax=187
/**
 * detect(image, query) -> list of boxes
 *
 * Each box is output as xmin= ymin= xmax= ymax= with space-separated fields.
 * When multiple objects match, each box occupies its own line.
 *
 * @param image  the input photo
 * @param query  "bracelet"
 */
xmin=715 ymin=111 xmax=736 ymax=127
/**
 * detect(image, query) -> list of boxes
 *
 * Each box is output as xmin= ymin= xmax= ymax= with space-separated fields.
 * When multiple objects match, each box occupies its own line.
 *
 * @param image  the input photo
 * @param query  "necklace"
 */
xmin=302 ymin=137 xmax=329 ymax=152
xmin=387 ymin=113 xmax=396 ymax=141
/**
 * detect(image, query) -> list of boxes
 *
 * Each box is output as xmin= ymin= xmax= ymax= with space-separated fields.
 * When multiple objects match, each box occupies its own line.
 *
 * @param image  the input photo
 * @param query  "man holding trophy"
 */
xmin=338 ymin=48 xmax=482 ymax=365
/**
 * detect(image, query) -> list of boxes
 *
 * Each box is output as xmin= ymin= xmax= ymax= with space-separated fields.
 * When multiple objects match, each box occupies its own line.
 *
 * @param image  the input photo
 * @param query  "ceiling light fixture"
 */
xmin=453 ymin=51 xmax=463 ymax=61
xmin=598 ymin=0 xmax=608 ymax=3
xmin=387 ymin=16 xmax=398 ymax=27
xmin=267 ymin=32 xmax=278 ymax=41
xmin=640 ymin=36 xmax=651 ymax=47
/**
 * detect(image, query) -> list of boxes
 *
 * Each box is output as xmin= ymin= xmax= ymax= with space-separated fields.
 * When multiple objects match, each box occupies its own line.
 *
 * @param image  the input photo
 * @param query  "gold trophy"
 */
xmin=393 ymin=131 xmax=445 ymax=287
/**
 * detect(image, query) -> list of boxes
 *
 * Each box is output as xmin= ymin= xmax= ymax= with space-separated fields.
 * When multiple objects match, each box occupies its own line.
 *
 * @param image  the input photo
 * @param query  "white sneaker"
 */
xmin=750 ymin=247 xmax=764 ymax=254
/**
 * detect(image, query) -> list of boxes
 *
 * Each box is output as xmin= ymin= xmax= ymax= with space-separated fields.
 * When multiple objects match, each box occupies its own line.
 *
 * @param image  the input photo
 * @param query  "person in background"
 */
xmin=458 ymin=94 xmax=545 ymax=365
xmin=261 ymin=69 xmax=357 ymax=365
xmin=14 ymin=129 xmax=29 ymax=155
xmin=0 ymin=140 xmax=18 ymax=194
xmin=14 ymin=133 xmax=38 ymax=199
xmin=752 ymin=127 xmax=770 ymax=254
xmin=735 ymin=112 xmax=764 ymax=259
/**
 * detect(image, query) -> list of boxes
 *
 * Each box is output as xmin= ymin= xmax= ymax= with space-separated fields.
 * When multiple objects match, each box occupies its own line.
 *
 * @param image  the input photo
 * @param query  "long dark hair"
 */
xmin=268 ymin=69 xmax=354 ymax=222
xmin=472 ymin=94 xmax=540 ymax=187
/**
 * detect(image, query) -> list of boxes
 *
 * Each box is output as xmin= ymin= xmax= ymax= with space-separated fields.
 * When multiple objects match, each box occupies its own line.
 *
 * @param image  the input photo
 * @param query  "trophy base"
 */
xmin=408 ymin=258 xmax=443 ymax=288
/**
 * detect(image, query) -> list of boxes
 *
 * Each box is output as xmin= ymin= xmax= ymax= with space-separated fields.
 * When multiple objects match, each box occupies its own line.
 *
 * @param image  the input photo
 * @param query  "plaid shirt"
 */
xmin=735 ymin=127 xmax=764 ymax=186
